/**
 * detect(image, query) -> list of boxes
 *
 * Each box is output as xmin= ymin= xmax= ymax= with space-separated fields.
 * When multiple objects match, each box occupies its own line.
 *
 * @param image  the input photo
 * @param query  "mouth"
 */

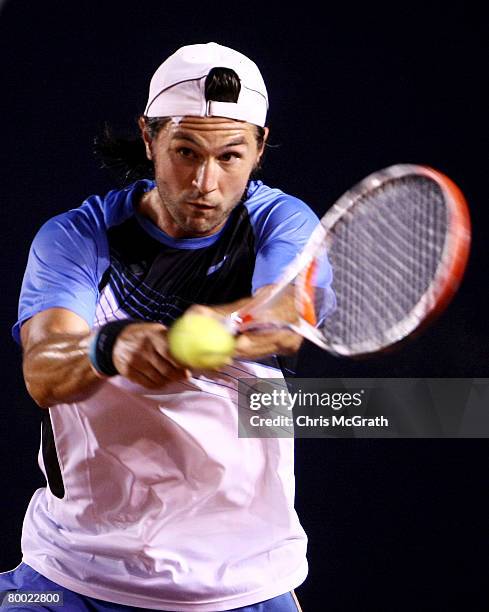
xmin=186 ymin=201 xmax=216 ymax=210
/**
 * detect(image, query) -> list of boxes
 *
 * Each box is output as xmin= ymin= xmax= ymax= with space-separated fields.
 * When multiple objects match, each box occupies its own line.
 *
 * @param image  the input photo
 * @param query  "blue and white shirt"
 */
xmin=13 ymin=180 xmax=334 ymax=611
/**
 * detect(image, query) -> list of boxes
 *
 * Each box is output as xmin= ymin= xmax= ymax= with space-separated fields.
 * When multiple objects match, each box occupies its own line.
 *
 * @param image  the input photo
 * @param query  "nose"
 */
xmin=192 ymin=159 xmax=218 ymax=195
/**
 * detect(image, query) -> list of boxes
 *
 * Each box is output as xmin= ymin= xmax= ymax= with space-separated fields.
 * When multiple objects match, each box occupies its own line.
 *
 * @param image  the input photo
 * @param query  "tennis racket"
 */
xmin=228 ymin=164 xmax=471 ymax=357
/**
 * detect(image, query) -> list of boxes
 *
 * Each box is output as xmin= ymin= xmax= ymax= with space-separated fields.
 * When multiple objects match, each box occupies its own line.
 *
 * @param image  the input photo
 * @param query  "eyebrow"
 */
xmin=223 ymin=138 xmax=247 ymax=147
xmin=172 ymin=132 xmax=248 ymax=148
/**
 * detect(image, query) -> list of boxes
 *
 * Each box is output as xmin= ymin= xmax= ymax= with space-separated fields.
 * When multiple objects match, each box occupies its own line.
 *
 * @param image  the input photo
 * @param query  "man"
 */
xmin=3 ymin=43 xmax=333 ymax=611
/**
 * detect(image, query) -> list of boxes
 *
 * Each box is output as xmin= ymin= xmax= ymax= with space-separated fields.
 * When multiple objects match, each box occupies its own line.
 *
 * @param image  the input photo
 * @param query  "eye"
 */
xmin=177 ymin=147 xmax=197 ymax=159
xmin=219 ymin=152 xmax=242 ymax=163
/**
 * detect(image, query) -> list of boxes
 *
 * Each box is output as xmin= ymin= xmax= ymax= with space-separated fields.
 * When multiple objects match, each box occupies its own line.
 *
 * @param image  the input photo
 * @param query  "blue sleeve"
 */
xmin=250 ymin=195 xmax=319 ymax=291
xmin=248 ymin=190 xmax=336 ymax=321
xmin=12 ymin=202 xmax=109 ymax=345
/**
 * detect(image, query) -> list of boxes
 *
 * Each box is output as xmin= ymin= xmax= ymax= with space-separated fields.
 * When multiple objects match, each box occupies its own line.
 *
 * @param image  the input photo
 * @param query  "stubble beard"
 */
xmin=157 ymin=183 xmax=249 ymax=238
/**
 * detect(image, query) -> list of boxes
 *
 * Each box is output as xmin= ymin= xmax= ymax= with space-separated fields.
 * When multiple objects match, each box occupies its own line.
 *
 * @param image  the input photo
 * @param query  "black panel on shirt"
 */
xmin=100 ymin=204 xmax=256 ymax=325
xmin=41 ymin=411 xmax=65 ymax=499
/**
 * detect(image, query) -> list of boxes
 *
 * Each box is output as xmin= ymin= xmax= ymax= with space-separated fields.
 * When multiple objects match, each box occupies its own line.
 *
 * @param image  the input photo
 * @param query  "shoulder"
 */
xmin=33 ymin=179 xmax=155 ymax=249
xmin=244 ymin=180 xmax=319 ymax=242
xmin=245 ymin=180 xmax=317 ymax=216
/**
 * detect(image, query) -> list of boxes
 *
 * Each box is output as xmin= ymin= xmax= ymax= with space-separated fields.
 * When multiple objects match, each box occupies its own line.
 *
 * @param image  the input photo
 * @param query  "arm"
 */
xmin=17 ymin=204 xmax=190 ymax=408
xmin=235 ymin=326 xmax=303 ymax=360
xmin=187 ymin=286 xmax=303 ymax=360
xmin=21 ymin=308 xmax=190 ymax=409
xmin=21 ymin=297 xmax=291 ymax=409
xmin=21 ymin=308 xmax=102 ymax=409
xmin=234 ymin=287 xmax=303 ymax=358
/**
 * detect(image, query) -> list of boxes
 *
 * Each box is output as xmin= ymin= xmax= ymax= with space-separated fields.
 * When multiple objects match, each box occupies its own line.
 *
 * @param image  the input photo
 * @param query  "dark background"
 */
xmin=0 ymin=1 xmax=487 ymax=610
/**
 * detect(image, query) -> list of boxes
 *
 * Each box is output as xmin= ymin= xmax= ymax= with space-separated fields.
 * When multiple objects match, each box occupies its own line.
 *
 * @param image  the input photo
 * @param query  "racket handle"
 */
xmin=226 ymin=311 xmax=258 ymax=334
xmin=225 ymin=312 xmax=242 ymax=335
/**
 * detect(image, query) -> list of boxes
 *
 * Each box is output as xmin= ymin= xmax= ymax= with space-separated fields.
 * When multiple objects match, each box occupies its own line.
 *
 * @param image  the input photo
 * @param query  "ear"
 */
xmin=257 ymin=126 xmax=269 ymax=163
xmin=138 ymin=116 xmax=153 ymax=161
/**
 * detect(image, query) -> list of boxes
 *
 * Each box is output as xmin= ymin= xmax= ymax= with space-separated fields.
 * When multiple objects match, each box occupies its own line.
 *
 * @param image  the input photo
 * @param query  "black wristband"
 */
xmin=88 ymin=319 xmax=137 ymax=377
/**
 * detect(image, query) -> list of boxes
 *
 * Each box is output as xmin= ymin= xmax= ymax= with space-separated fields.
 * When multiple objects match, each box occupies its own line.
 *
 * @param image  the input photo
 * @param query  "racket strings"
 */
xmin=319 ymin=176 xmax=447 ymax=353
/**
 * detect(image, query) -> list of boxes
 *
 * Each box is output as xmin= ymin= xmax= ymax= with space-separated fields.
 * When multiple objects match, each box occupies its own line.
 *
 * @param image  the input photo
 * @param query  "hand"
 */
xmin=112 ymin=322 xmax=191 ymax=388
xmin=184 ymin=300 xmax=302 ymax=358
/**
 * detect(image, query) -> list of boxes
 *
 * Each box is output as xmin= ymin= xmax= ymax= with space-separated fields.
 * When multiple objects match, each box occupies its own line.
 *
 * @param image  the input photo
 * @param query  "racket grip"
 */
xmin=225 ymin=312 xmax=243 ymax=335
xmin=226 ymin=311 xmax=257 ymax=334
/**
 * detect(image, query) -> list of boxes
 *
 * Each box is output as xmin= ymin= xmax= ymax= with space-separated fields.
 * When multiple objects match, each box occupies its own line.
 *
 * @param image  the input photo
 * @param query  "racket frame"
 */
xmin=230 ymin=164 xmax=471 ymax=356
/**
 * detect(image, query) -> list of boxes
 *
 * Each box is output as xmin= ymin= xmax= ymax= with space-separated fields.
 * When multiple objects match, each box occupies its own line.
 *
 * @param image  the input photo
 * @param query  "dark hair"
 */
xmin=205 ymin=66 xmax=241 ymax=102
xmin=93 ymin=67 xmax=266 ymax=185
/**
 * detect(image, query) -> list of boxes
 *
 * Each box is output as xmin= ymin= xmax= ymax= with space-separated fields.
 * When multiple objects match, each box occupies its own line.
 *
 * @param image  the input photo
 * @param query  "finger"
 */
xmin=148 ymin=334 xmax=193 ymax=372
xmin=140 ymin=345 xmax=192 ymax=381
xmin=114 ymin=340 xmax=189 ymax=383
xmin=125 ymin=366 xmax=165 ymax=389
xmin=127 ymin=358 xmax=190 ymax=388
xmin=114 ymin=327 xmax=184 ymax=375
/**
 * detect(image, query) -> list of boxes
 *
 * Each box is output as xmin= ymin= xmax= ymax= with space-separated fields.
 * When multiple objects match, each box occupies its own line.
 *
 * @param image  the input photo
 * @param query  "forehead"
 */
xmin=163 ymin=116 xmax=257 ymax=147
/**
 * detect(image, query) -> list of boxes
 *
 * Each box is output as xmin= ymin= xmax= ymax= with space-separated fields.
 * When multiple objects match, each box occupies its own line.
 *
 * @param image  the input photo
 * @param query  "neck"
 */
xmin=137 ymin=188 xmax=170 ymax=234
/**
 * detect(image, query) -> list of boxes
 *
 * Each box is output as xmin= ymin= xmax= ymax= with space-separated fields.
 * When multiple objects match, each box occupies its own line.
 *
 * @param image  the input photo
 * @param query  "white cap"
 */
xmin=144 ymin=42 xmax=269 ymax=127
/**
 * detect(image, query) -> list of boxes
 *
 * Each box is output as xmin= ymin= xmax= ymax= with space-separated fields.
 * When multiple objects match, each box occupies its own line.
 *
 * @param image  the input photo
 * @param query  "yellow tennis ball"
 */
xmin=168 ymin=313 xmax=235 ymax=369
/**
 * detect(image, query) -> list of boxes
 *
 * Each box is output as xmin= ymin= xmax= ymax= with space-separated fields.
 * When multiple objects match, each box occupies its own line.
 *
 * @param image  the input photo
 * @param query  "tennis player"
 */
xmin=3 ymin=43 xmax=334 ymax=611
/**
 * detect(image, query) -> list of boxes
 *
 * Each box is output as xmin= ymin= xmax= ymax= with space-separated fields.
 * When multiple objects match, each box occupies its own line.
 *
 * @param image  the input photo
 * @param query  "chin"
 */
xmin=186 ymin=216 xmax=225 ymax=236
xmin=191 ymin=225 xmax=218 ymax=236
xmin=177 ymin=221 xmax=214 ymax=237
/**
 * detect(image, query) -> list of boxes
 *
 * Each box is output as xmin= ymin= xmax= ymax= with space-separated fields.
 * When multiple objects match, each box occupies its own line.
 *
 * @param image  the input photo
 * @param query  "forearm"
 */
xmin=234 ymin=329 xmax=303 ymax=359
xmin=23 ymin=332 xmax=103 ymax=409
xmin=189 ymin=288 xmax=303 ymax=359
